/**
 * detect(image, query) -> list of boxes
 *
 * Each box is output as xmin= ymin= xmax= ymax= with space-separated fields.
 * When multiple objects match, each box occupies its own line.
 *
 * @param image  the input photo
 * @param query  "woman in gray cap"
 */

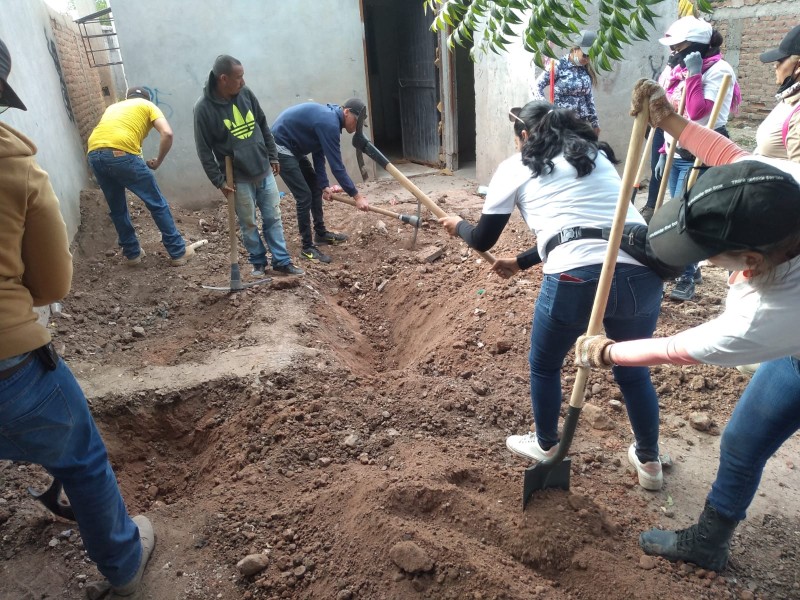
xmin=576 ymin=78 xmax=800 ymax=573
xmin=755 ymin=24 xmax=800 ymax=161
xmin=533 ymin=30 xmax=600 ymax=135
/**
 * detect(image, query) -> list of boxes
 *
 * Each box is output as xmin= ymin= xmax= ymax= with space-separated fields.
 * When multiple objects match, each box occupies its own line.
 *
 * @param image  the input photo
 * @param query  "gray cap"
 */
xmin=576 ymin=30 xmax=597 ymax=52
xmin=342 ymin=97 xmax=366 ymax=117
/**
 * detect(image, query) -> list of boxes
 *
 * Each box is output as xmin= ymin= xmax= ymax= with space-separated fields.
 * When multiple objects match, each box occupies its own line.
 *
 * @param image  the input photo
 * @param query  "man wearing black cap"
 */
xmin=756 ymin=25 xmax=800 ymax=161
xmin=87 ymin=86 xmax=195 ymax=266
xmin=272 ymin=99 xmax=370 ymax=263
xmin=0 ymin=37 xmax=155 ymax=597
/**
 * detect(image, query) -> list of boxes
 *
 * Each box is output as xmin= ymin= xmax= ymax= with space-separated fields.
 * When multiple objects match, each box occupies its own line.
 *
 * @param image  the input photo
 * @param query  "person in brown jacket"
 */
xmin=0 ymin=38 xmax=154 ymax=596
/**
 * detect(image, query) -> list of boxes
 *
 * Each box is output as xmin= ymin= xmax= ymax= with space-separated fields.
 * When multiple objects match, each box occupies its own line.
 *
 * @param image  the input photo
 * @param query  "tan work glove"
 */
xmin=630 ymin=78 xmax=675 ymax=128
xmin=575 ymin=335 xmax=615 ymax=369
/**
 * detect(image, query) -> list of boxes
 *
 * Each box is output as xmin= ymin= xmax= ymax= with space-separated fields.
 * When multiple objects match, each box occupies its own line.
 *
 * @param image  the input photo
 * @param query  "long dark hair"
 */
xmin=516 ymin=100 xmax=618 ymax=178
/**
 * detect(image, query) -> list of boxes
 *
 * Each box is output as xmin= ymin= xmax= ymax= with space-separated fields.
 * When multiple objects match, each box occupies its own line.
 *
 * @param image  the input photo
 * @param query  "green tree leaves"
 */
xmin=424 ymin=0 xmax=711 ymax=71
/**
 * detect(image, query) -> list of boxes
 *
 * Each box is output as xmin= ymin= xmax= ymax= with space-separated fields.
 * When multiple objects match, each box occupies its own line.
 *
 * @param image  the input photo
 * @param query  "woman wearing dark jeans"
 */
xmin=439 ymin=102 xmax=665 ymax=490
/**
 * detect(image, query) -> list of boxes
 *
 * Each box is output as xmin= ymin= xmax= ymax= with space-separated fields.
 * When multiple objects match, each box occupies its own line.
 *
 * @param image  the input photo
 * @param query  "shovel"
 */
xmin=330 ymin=193 xmax=421 ymax=228
xmin=202 ymin=156 xmax=271 ymax=292
xmin=352 ymin=132 xmax=495 ymax=264
xmin=28 ymin=479 xmax=76 ymax=521
xmin=522 ymin=104 xmax=650 ymax=509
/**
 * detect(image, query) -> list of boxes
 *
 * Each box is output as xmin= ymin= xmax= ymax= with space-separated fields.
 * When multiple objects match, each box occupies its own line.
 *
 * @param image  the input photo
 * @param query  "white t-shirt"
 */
xmin=482 ymin=152 xmax=646 ymax=274
xmin=676 ymin=256 xmax=800 ymax=364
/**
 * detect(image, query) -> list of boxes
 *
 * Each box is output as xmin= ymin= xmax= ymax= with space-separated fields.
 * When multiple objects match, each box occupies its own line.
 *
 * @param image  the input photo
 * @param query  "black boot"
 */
xmin=639 ymin=501 xmax=738 ymax=571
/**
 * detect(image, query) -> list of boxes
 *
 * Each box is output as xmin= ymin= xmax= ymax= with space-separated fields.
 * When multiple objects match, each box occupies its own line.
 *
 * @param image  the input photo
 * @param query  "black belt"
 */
xmin=0 ymin=343 xmax=59 ymax=380
xmin=544 ymin=227 xmax=605 ymax=255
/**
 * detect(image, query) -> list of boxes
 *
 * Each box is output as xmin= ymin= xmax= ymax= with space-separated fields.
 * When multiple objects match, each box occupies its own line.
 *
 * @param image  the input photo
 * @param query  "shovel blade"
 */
xmin=523 ymin=457 xmax=572 ymax=510
xmin=28 ymin=480 xmax=76 ymax=521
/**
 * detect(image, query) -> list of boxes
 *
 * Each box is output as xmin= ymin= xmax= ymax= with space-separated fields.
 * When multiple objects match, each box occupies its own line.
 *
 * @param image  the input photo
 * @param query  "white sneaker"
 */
xmin=506 ymin=432 xmax=558 ymax=461
xmin=628 ymin=444 xmax=663 ymax=490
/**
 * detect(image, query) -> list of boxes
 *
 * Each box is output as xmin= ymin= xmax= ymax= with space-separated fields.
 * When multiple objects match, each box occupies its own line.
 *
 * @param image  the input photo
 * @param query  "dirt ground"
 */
xmin=1 ymin=160 xmax=799 ymax=600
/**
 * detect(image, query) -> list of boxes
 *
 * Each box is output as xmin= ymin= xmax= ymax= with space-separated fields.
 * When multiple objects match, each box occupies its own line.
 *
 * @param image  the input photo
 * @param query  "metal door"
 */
xmin=397 ymin=7 xmax=440 ymax=165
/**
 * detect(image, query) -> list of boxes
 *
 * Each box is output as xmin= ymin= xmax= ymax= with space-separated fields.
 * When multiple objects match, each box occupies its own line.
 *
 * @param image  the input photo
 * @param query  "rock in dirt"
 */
xmin=343 ymin=434 xmax=359 ymax=448
xmin=689 ymin=375 xmax=706 ymax=390
xmin=639 ymin=555 xmax=657 ymax=570
xmin=132 ymin=326 xmax=146 ymax=338
xmin=689 ymin=412 xmax=713 ymax=432
xmin=237 ymin=553 xmax=270 ymax=576
xmin=389 ymin=540 xmax=434 ymax=574
xmin=581 ymin=403 xmax=614 ymax=431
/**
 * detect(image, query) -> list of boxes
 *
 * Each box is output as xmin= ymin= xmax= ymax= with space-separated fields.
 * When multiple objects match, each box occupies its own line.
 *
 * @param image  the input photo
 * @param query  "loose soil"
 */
xmin=1 ymin=167 xmax=798 ymax=600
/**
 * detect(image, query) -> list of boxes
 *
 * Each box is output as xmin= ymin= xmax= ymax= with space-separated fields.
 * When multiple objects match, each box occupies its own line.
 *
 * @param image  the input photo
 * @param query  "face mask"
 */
xmin=667 ymin=43 xmax=707 ymax=68
xmin=777 ymin=62 xmax=800 ymax=94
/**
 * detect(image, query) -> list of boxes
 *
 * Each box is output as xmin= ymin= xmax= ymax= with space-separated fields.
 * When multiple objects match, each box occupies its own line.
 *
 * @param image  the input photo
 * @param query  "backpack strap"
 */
xmin=782 ymin=102 xmax=800 ymax=147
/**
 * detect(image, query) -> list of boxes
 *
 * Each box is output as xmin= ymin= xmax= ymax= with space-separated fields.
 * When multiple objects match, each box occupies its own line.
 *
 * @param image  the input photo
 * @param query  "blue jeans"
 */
xmin=645 ymin=128 xmax=665 ymax=209
xmin=0 ymin=353 xmax=141 ymax=587
xmin=87 ymin=150 xmax=185 ymax=259
xmin=708 ymin=356 xmax=800 ymax=521
xmin=530 ymin=264 xmax=664 ymax=462
xmin=278 ymin=153 xmax=327 ymax=249
xmin=233 ymin=173 xmax=292 ymax=267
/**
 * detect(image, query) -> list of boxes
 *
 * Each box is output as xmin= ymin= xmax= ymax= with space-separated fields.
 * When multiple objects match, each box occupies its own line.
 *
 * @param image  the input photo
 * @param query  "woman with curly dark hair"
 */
xmin=439 ymin=101 xmax=665 ymax=490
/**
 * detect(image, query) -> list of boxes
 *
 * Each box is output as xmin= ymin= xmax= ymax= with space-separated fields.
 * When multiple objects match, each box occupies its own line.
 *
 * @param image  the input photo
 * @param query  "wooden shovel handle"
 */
xmin=567 ymin=105 xmax=650 ymax=410
xmin=330 ymin=192 xmax=404 ymax=221
xmin=224 ymin=157 xmax=237 ymax=265
xmin=685 ymin=74 xmax=732 ymax=191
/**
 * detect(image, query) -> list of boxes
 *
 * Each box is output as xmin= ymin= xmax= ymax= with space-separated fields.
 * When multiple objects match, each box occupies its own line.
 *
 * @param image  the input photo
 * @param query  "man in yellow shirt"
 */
xmin=87 ymin=87 xmax=193 ymax=266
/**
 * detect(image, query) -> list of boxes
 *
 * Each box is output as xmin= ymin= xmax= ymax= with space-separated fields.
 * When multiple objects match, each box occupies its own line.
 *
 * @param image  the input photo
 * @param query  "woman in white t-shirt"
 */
xmin=577 ymin=78 xmax=800 ymax=572
xmin=439 ymin=101 xmax=665 ymax=490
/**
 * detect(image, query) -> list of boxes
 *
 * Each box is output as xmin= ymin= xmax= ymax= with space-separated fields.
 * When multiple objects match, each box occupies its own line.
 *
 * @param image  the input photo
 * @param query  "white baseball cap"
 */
xmin=659 ymin=16 xmax=712 ymax=46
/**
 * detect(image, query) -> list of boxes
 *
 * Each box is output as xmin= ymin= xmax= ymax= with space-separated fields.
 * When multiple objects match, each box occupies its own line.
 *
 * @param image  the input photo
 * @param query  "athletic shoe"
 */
xmin=251 ymin=264 xmax=268 ymax=277
xmin=301 ymin=246 xmax=332 ymax=263
xmin=693 ymin=266 xmax=703 ymax=284
xmin=315 ymin=231 xmax=348 ymax=245
xmin=506 ymin=432 xmax=558 ymax=461
xmin=639 ymin=205 xmax=655 ymax=224
xmin=273 ymin=263 xmax=304 ymax=276
xmin=125 ymin=249 xmax=145 ymax=266
xmin=112 ymin=515 xmax=155 ymax=596
xmin=170 ymin=244 xmax=195 ymax=266
xmin=669 ymin=276 xmax=695 ymax=301
xmin=628 ymin=444 xmax=663 ymax=491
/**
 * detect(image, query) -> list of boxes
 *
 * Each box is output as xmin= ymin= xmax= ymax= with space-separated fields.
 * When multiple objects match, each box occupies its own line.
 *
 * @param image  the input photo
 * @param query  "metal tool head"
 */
xmin=201 ymin=263 xmax=271 ymax=292
xmin=354 ymin=108 xmax=370 ymax=181
xmin=410 ymin=199 xmax=421 ymax=248
xmin=522 ymin=457 xmax=571 ymax=509
xmin=28 ymin=480 xmax=76 ymax=521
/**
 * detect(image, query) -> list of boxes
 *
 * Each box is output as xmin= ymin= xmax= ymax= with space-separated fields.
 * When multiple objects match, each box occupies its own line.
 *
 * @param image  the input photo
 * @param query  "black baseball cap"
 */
xmin=647 ymin=160 xmax=800 ymax=267
xmin=126 ymin=87 xmax=151 ymax=101
xmin=342 ymin=97 xmax=366 ymax=117
xmin=760 ymin=25 xmax=800 ymax=63
xmin=0 ymin=38 xmax=27 ymax=111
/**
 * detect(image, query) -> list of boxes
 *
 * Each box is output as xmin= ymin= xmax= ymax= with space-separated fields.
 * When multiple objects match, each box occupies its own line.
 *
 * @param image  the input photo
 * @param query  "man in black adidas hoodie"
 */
xmin=193 ymin=55 xmax=302 ymax=276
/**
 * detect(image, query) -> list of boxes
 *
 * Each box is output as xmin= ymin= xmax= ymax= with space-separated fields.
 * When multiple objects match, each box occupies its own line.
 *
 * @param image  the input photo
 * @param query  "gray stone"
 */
xmin=237 ymin=553 xmax=270 ymax=576
xmin=389 ymin=540 xmax=434 ymax=574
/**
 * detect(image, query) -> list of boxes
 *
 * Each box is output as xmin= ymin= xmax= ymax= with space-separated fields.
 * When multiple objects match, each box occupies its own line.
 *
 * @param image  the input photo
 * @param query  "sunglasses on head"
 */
xmin=508 ymin=109 xmax=525 ymax=126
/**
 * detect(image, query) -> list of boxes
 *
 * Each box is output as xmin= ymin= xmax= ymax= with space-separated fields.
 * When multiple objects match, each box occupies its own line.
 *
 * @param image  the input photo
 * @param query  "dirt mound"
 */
xmin=0 ymin=175 xmax=798 ymax=600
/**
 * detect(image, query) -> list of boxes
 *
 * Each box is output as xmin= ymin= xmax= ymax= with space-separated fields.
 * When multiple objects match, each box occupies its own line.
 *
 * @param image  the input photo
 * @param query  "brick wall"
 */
xmin=711 ymin=1 xmax=798 ymax=124
xmin=47 ymin=13 xmax=107 ymax=145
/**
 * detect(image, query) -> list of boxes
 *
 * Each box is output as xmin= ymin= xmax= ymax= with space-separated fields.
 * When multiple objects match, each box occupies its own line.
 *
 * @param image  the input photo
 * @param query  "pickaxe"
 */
xmin=352 ymin=131 xmax=495 ymax=264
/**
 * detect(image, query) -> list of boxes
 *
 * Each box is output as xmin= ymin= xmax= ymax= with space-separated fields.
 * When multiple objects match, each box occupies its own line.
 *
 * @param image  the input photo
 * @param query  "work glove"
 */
xmin=574 ymin=335 xmax=615 ymax=369
xmin=683 ymin=51 xmax=702 ymax=77
xmin=654 ymin=154 xmax=667 ymax=180
xmin=630 ymin=78 xmax=675 ymax=128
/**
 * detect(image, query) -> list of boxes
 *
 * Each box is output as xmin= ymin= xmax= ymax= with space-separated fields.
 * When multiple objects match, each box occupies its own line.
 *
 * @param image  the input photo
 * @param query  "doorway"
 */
xmin=363 ymin=0 xmax=476 ymax=170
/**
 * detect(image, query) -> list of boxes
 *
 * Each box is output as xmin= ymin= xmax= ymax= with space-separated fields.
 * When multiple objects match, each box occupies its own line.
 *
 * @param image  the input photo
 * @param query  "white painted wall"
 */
xmin=473 ymin=7 xmax=678 ymax=183
xmin=0 ymin=0 xmax=90 ymax=240
xmin=110 ymin=0 xmax=371 ymax=208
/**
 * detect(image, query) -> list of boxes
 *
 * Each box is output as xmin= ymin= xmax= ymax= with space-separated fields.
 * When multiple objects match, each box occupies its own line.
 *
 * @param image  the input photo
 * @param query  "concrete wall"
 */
xmin=0 ymin=0 xmax=96 ymax=240
xmin=711 ymin=0 xmax=798 ymax=124
xmin=473 ymin=7 xmax=677 ymax=183
xmin=110 ymin=0 xmax=371 ymax=208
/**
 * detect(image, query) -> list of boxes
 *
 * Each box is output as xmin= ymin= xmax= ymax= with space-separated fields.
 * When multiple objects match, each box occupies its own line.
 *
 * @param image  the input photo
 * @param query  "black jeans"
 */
xmin=278 ymin=153 xmax=326 ymax=248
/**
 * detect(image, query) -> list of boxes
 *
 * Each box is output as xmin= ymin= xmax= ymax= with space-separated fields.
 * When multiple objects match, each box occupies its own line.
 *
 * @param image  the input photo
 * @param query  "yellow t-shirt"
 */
xmin=87 ymin=98 xmax=165 ymax=155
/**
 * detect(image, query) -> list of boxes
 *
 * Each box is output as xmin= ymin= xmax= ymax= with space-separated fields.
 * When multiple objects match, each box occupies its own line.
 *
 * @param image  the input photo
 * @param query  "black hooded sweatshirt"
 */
xmin=193 ymin=70 xmax=278 ymax=187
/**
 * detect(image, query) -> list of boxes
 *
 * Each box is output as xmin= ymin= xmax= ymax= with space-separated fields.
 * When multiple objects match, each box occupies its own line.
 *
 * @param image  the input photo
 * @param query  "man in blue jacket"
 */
xmin=272 ymin=99 xmax=370 ymax=263
xmin=193 ymin=55 xmax=302 ymax=276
